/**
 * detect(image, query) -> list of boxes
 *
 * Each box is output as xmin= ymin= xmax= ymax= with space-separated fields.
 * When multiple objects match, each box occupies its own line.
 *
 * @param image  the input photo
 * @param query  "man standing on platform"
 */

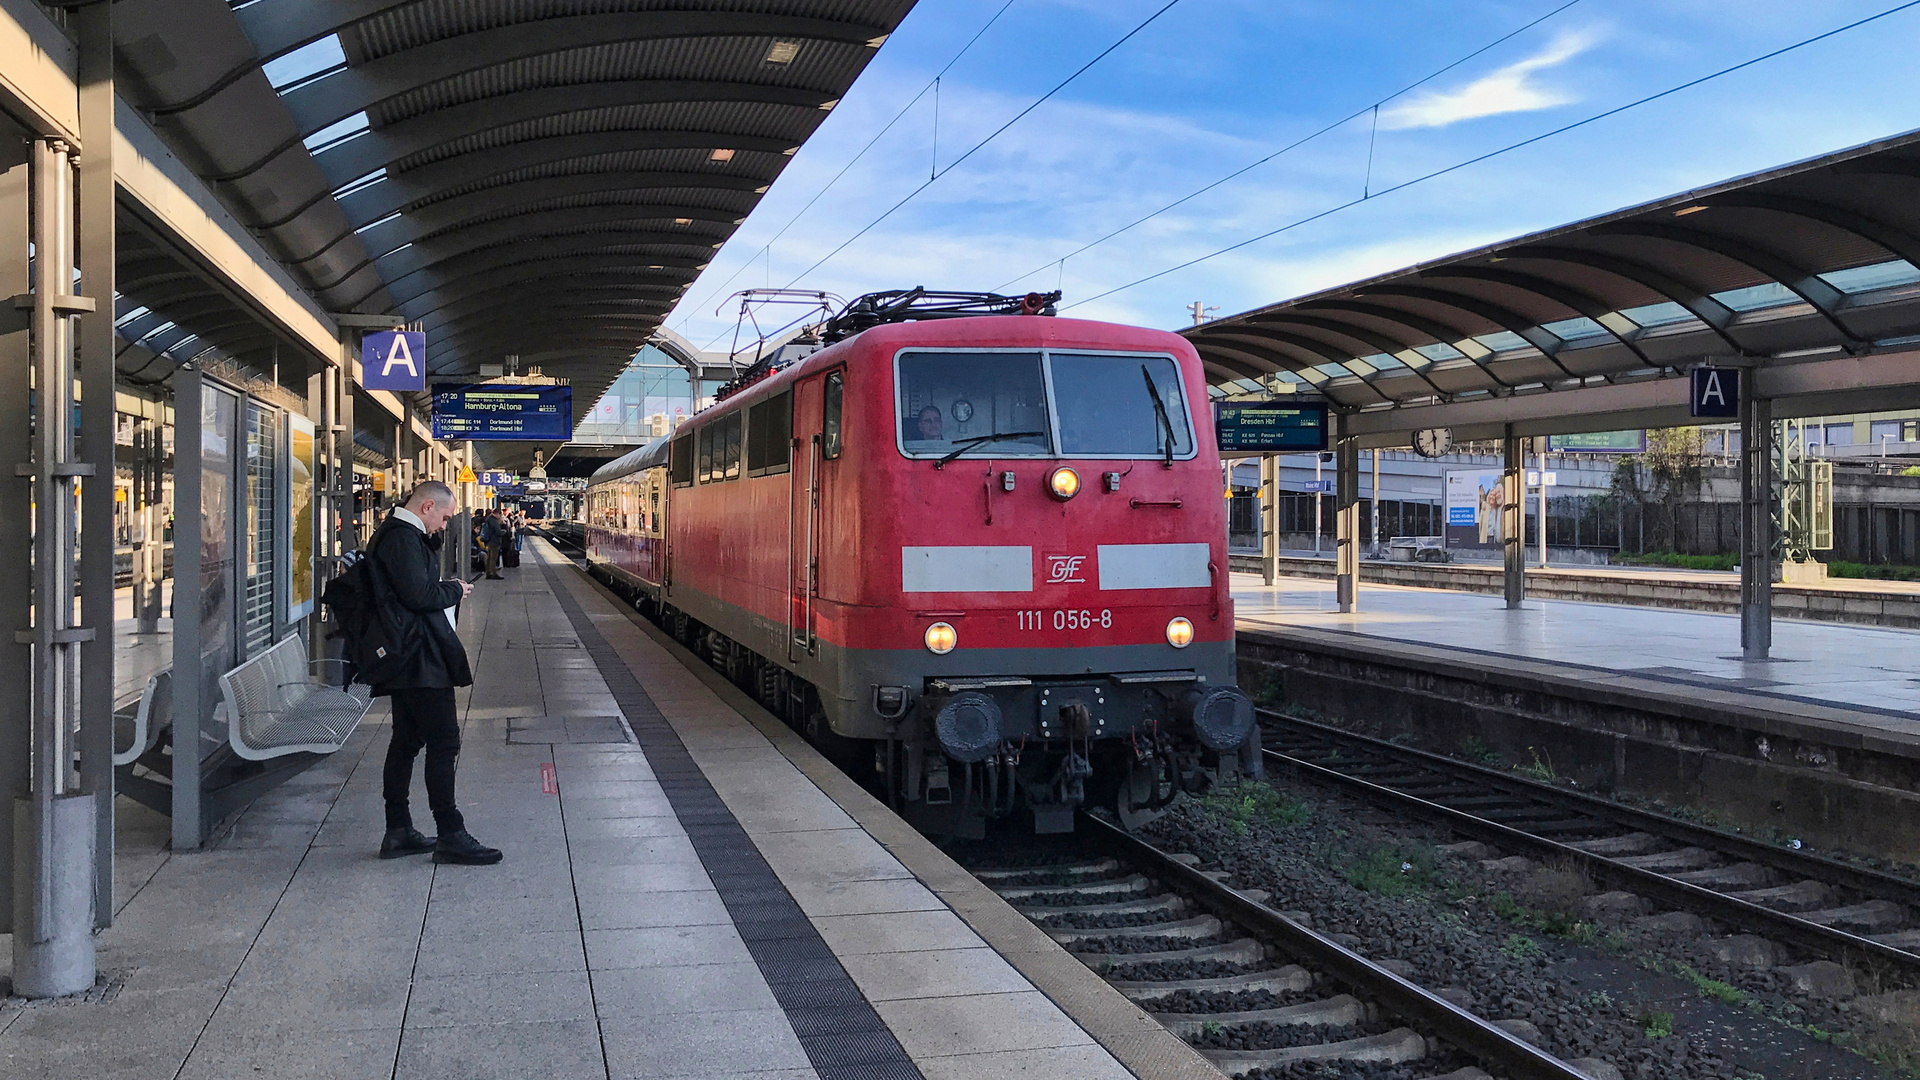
xmin=369 ymin=481 xmax=503 ymax=865
xmin=479 ymin=509 xmax=505 ymax=579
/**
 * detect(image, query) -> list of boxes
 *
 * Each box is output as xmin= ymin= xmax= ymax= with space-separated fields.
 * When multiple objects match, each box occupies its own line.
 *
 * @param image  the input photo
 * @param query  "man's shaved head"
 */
xmin=406 ymin=481 xmax=454 ymax=508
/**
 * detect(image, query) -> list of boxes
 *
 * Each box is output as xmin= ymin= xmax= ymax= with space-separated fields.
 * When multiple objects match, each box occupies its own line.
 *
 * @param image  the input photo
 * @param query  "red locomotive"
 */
xmin=583 ymin=291 xmax=1257 ymax=834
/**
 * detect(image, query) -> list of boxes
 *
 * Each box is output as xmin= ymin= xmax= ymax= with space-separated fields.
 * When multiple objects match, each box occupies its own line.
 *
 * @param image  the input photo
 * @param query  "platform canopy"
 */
xmin=1187 ymin=128 xmax=1920 ymax=441
xmin=109 ymin=0 xmax=914 ymax=405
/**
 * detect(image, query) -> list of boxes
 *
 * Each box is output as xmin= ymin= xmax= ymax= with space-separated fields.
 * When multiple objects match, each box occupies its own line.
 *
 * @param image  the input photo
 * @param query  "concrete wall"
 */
xmin=1238 ymin=626 xmax=1920 ymax=862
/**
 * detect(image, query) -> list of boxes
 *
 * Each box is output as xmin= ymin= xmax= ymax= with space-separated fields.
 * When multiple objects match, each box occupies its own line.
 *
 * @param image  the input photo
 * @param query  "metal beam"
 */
xmin=1357 ymin=283 xmax=1578 ymax=381
xmin=1508 ymin=246 xmax=1746 ymax=355
xmin=76 ymin=2 xmax=115 ymax=929
xmin=1503 ymin=427 xmax=1523 ymax=609
xmin=1416 ymin=265 xmax=1650 ymax=373
xmin=1740 ymin=394 xmax=1774 ymax=660
xmin=1591 ymin=222 xmax=1859 ymax=343
xmin=1335 ymin=434 xmax=1359 ymax=613
xmin=0 ymin=154 xmax=26 ymax=940
xmin=1299 ymin=299 xmax=1519 ymax=390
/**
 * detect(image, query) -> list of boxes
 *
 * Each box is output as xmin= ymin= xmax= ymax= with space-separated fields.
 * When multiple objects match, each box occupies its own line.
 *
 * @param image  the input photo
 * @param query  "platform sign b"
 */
xmin=361 ymin=330 xmax=426 ymax=391
xmin=1690 ymin=366 xmax=1739 ymax=418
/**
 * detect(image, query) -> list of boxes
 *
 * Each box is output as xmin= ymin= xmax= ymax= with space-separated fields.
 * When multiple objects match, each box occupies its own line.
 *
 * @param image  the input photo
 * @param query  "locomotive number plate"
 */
xmin=1016 ymin=609 xmax=1112 ymax=631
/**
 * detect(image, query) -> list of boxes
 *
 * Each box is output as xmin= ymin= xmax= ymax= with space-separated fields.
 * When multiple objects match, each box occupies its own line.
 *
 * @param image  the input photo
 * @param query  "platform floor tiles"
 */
xmin=1235 ymin=571 xmax=1920 ymax=723
xmin=0 ymin=542 xmax=1133 ymax=1080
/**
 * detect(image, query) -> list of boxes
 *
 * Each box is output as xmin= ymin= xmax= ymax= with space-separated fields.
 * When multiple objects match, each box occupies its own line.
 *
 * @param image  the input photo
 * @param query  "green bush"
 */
xmin=1344 ymin=843 xmax=1440 ymax=898
xmin=1827 ymin=560 xmax=1920 ymax=583
xmin=1615 ymin=551 xmax=1738 ymax=572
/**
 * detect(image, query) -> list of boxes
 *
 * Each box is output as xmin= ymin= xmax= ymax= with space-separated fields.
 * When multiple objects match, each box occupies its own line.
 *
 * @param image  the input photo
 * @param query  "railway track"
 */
xmin=971 ymin=818 xmax=1606 ymax=1079
xmin=1258 ymin=709 xmax=1920 ymax=983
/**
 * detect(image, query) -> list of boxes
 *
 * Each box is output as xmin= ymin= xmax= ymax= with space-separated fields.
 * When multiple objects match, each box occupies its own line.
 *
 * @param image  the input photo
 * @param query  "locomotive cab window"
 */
xmin=1052 ymin=353 xmax=1194 ymax=458
xmin=822 ymin=372 xmax=844 ymax=459
xmin=895 ymin=351 xmax=1051 ymax=458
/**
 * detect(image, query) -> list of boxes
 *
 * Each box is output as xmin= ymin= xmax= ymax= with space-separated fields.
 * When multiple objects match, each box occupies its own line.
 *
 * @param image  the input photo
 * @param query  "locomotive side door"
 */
xmin=787 ymin=369 xmax=843 ymax=664
xmin=788 ymin=375 xmax=821 ymax=663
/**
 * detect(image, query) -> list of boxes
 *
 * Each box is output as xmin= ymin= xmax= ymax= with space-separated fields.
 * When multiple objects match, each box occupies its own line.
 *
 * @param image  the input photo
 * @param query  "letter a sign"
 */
xmin=360 ymin=330 xmax=427 ymax=392
xmin=1689 ymin=366 xmax=1739 ymax=419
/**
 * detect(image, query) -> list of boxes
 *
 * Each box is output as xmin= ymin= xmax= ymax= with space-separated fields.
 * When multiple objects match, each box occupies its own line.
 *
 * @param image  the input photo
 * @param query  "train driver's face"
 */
xmin=917 ymin=408 xmax=943 ymax=440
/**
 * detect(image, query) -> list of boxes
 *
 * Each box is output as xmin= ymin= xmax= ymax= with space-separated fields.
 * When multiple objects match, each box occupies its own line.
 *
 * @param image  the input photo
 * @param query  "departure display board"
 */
xmin=1213 ymin=402 xmax=1329 ymax=453
xmin=431 ymin=384 xmax=572 ymax=441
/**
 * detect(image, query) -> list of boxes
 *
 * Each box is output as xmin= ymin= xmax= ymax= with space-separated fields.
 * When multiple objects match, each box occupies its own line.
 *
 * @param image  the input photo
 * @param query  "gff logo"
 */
xmin=1045 ymin=554 xmax=1087 ymax=584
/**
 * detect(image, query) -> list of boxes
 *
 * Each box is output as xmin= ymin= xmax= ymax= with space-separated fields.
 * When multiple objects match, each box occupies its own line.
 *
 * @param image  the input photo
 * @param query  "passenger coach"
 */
xmin=584 ymin=291 xmax=1257 ymax=834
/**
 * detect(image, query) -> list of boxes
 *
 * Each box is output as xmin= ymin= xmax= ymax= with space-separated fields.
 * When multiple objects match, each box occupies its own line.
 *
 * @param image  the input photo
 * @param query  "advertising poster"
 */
xmin=287 ymin=414 xmax=316 ymax=621
xmin=1445 ymin=469 xmax=1508 ymax=550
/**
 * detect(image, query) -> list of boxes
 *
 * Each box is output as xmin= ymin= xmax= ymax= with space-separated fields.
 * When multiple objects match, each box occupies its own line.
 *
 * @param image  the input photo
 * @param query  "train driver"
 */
xmin=907 ymin=404 xmax=945 ymax=444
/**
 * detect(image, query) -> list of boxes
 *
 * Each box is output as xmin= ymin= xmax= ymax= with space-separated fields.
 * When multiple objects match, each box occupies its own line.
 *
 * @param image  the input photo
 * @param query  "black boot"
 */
xmin=434 ymin=829 xmax=503 ymax=865
xmin=380 ymin=826 xmax=436 ymax=859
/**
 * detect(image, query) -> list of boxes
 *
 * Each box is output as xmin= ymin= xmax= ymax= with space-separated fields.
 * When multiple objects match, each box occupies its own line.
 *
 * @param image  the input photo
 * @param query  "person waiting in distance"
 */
xmin=906 ymin=404 xmax=944 ymax=445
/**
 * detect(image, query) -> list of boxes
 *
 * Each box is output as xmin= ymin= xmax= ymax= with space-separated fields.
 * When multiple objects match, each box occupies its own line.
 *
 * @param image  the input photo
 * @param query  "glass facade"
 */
xmin=573 ymin=344 xmax=723 ymax=442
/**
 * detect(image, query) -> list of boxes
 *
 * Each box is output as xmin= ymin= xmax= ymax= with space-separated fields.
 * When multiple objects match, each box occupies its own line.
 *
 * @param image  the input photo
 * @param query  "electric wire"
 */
xmin=674 ymin=0 xmax=1020 ymax=341
xmin=993 ymin=0 xmax=1584 ymax=292
xmin=777 ymin=0 xmax=1189 ymax=291
xmin=1068 ymin=0 xmax=1920 ymax=311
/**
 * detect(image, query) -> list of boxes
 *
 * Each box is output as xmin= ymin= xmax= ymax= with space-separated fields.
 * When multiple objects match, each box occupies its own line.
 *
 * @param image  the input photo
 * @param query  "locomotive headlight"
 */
xmin=1165 ymin=617 xmax=1194 ymax=648
xmin=924 ymin=621 xmax=957 ymax=654
xmin=1048 ymin=467 xmax=1080 ymax=501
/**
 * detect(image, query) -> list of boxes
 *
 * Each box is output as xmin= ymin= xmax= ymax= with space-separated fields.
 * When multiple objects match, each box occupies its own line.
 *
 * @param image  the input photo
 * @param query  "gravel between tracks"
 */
xmin=1137 ymin=778 xmax=1902 ymax=1079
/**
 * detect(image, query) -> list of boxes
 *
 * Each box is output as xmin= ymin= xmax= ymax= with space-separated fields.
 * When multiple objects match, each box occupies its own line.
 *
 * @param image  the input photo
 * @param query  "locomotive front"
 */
xmin=846 ymin=319 xmax=1258 ymax=835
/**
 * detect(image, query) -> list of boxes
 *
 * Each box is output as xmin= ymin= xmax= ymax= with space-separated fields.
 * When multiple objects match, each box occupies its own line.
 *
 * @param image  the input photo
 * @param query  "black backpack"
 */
xmin=321 ymin=538 xmax=421 ymax=686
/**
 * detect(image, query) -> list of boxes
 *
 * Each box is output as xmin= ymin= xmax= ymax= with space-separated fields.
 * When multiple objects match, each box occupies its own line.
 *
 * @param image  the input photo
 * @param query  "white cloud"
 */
xmin=1378 ymin=28 xmax=1602 ymax=130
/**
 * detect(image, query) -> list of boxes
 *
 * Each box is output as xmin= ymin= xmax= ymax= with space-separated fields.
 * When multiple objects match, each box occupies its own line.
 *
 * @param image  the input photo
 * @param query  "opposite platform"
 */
xmin=0 ymin=538 xmax=1200 ymax=1080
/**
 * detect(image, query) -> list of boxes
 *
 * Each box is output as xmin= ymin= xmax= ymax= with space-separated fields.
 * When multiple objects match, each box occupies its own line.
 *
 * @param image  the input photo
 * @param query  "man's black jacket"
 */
xmin=366 ymin=514 xmax=473 ymax=695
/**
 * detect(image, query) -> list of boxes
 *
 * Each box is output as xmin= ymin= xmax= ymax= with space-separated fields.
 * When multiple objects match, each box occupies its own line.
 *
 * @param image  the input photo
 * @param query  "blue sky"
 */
xmin=664 ymin=0 xmax=1920 ymax=351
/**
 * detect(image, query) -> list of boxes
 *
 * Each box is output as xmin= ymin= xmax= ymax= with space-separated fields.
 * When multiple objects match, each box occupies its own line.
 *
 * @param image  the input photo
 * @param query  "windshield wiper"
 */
xmin=1142 ymin=365 xmax=1176 ymax=467
xmin=934 ymin=430 xmax=1046 ymax=468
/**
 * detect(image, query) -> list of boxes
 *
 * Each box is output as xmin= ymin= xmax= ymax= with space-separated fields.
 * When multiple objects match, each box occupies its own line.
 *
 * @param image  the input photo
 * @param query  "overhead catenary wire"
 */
xmin=1066 ymin=0 xmax=1920 ymax=311
xmin=675 ymin=0 xmax=1020 ymax=343
xmin=778 ymin=0 xmax=1189 ymax=290
xmin=992 ymin=0 xmax=1585 ymax=293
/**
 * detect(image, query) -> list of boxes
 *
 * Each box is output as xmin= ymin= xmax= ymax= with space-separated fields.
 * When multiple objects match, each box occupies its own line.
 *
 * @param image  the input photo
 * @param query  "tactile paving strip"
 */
xmin=541 ymin=565 xmax=925 ymax=1080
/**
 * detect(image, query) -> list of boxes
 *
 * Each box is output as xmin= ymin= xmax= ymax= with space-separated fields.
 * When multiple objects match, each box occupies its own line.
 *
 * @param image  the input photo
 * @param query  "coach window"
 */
xmin=823 ymin=372 xmax=844 ymax=459
xmin=697 ymin=424 xmax=714 ymax=483
xmin=670 ymin=433 xmax=694 ymax=486
xmin=747 ymin=390 xmax=792 ymax=476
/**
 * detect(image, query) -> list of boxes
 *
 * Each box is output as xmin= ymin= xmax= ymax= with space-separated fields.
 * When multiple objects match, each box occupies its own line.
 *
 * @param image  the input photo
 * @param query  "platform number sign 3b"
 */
xmin=360 ymin=330 xmax=427 ymax=392
xmin=1690 ymin=366 xmax=1739 ymax=419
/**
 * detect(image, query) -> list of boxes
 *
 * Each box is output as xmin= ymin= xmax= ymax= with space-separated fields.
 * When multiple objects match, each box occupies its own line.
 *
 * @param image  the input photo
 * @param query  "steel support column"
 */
xmin=1335 ymin=436 xmax=1360 ymax=613
xmin=0 ymin=156 xmax=27 ymax=938
xmin=170 ymin=367 xmax=205 ymax=850
xmin=76 ymin=1 xmax=116 ymax=928
xmin=1259 ymin=455 xmax=1278 ymax=586
xmin=1741 ymin=396 xmax=1775 ymax=660
xmin=13 ymin=137 xmax=97 ymax=997
xmin=1503 ymin=426 xmax=1524 ymax=609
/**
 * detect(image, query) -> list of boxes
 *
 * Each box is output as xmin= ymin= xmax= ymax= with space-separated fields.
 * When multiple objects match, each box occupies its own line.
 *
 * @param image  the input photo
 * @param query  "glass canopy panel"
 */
xmin=1540 ymin=316 xmax=1608 ymax=340
xmin=1713 ymin=282 xmax=1797 ymax=312
xmin=1617 ymin=301 xmax=1693 ymax=328
xmin=1473 ymin=330 xmax=1530 ymax=352
xmin=1820 ymin=259 xmax=1920 ymax=294
xmin=1413 ymin=342 xmax=1466 ymax=362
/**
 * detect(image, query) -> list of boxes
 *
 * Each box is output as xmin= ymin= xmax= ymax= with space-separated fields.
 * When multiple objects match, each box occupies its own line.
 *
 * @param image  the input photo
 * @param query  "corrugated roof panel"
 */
xmin=405 ymin=149 xmax=784 ymax=208
xmin=391 ymin=100 xmax=822 ymax=172
xmin=366 ymin=37 xmax=869 ymax=126
xmin=347 ymin=0 xmax=907 ymax=61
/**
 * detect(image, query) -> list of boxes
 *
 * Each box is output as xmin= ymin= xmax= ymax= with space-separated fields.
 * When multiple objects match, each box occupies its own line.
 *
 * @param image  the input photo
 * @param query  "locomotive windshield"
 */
xmin=896 ymin=351 xmax=1053 ymax=457
xmin=1051 ymin=353 xmax=1193 ymax=458
xmin=895 ymin=349 xmax=1194 ymax=459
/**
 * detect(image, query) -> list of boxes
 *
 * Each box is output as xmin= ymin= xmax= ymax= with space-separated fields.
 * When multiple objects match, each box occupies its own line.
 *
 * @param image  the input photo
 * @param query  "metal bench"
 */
xmin=218 ymin=636 xmax=372 ymax=761
xmin=114 ymin=668 xmax=172 ymax=767
xmin=1387 ymin=535 xmax=1451 ymax=563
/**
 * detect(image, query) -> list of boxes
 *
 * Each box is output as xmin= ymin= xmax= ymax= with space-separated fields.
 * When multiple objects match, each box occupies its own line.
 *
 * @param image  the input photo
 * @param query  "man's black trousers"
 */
xmin=383 ymin=687 xmax=465 ymax=834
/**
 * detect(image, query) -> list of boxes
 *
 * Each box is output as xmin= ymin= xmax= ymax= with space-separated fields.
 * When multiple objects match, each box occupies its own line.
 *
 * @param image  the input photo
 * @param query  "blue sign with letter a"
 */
xmin=361 ymin=330 xmax=426 ymax=392
xmin=1689 ymin=366 xmax=1739 ymax=419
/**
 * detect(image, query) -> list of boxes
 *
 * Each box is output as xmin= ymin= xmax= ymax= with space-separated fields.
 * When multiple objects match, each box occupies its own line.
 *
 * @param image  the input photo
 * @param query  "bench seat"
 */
xmin=219 ymin=636 xmax=372 ymax=761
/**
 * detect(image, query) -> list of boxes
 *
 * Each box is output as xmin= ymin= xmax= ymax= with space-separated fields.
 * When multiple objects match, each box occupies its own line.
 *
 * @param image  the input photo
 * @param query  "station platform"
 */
xmin=1 ymin=540 xmax=1205 ymax=1080
xmin=1233 ymin=572 xmax=1920 ymax=857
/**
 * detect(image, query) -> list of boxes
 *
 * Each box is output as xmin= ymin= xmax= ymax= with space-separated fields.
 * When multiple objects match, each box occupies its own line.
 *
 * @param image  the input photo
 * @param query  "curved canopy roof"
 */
xmin=1185 ymin=128 xmax=1920 ymax=427
xmin=109 ymin=0 xmax=914 ymax=404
